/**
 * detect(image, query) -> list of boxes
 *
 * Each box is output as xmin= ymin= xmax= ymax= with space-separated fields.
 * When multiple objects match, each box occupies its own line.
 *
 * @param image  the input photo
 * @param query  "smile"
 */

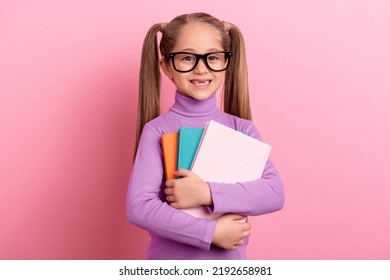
xmin=190 ymin=80 xmax=211 ymax=86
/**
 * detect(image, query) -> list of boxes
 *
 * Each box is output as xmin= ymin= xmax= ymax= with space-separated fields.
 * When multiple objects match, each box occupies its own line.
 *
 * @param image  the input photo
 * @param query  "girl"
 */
xmin=126 ymin=12 xmax=284 ymax=260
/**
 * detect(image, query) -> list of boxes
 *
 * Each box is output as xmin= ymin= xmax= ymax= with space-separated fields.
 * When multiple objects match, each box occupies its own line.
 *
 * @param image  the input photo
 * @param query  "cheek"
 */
xmin=215 ymin=73 xmax=226 ymax=83
xmin=172 ymin=73 xmax=188 ymax=84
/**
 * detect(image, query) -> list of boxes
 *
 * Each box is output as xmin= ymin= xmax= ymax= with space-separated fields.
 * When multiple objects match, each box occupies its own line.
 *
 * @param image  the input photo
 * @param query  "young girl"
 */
xmin=126 ymin=12 xmax=284 ymax=260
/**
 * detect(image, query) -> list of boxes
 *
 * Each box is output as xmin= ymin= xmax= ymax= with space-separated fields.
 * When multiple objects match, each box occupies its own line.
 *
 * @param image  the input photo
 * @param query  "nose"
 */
xmin=193 ymin=58 xmax=209 ymax=74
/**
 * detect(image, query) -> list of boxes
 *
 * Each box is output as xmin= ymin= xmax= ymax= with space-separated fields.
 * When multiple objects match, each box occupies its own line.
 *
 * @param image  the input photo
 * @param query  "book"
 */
xmin=183 ymin=120 xmax=272 ymax=219
xmin=191 ymin=120 xmax=271 ymax=183
xmin=161 ymin=132 xmax=178 ymax=180
xmin=162 ymin=129 xmax=211 ymax=219
xmin=177 ymin=127 xmax=204 ymax=171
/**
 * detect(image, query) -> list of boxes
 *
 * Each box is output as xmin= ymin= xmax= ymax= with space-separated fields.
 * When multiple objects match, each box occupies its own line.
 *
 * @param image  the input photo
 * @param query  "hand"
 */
xmin=212 ymin=214 xmax=251 ymax=250
xmin=164 ymin=169 xmax=212 ymax=209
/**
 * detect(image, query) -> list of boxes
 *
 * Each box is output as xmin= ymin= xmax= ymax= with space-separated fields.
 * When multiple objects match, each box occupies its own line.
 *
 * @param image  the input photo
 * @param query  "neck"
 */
xmin=170 ymin=91 xmax=222 ymax=117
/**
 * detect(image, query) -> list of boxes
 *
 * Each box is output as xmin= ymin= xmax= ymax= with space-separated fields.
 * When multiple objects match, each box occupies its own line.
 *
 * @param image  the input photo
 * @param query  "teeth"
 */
xmin=191 ymin=80 xmax=210 ymax=85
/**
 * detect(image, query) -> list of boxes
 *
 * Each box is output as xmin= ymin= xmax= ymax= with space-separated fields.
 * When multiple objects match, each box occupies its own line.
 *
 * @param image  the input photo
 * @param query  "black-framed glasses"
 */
xmin=166 ymin=51 xmax=233 ymax=73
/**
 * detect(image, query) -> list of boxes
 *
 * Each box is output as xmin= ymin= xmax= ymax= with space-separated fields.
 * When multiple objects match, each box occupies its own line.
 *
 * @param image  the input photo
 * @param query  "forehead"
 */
xmin=173 ymin=22 xmax=223 ymax=52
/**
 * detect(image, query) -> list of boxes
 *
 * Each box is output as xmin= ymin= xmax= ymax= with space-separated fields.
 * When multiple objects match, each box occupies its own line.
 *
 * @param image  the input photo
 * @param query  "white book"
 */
xmin=182 ymin=120 xmax=272 ymax=219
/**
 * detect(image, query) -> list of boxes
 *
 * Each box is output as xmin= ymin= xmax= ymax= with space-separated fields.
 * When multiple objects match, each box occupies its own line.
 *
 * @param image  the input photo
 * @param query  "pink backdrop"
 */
xmin=1 ymin=0 xmax=389 ymax=259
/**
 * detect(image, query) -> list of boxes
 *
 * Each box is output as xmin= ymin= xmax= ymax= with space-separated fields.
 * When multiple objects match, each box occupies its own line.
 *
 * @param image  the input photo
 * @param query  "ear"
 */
xmin=160 ymin=59 xmax=173 ymax=80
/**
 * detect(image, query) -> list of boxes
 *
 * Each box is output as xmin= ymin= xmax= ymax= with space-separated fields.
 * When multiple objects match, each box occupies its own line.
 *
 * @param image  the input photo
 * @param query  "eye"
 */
xmin=180 ymin=55 xmax=195 ymax=61
xmin=207 ymin=55 xmax=219 ymax=61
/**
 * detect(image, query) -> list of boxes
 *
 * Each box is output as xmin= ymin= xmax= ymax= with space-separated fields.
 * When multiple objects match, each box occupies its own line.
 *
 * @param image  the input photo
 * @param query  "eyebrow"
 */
xmin=177 ymin=48 xmax=224 ymax=53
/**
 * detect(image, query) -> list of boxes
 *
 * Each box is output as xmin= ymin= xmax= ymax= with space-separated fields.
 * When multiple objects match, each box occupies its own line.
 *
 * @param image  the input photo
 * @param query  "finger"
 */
xmin=241 ymin=222 xmax=251 ymax=231
xmin=175 ymin=169 xmax=191 ymax=177
xmin=164 ymin=187 xmax=173 ymax=196
xmin=223 ymin=213 xmax=245 ymax=221
xmin=236 ymin=239 xmax=244 ymax=246
xmin=165 ymin=179 xmax=175 ymax=187
xmin=232 ymin=215 xmax=247 ymax=221
xmin=170 ymin=202 xmax=179 ymax=209
xmin=242 ymin=230 xmax=251 ymax=238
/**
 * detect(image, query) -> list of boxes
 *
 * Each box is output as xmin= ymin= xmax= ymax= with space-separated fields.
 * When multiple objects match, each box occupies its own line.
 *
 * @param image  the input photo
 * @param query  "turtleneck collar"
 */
xmin=169 ymin=91 xmax=222 ymax=118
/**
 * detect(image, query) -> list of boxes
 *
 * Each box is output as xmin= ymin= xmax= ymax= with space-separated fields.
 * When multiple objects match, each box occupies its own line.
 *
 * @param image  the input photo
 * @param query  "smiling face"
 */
xmin=161 ymin=22 xmax=226 ymax=101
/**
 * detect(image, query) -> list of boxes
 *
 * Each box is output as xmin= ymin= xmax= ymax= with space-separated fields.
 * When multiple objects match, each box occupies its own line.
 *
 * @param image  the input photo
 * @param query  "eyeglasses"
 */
xmin=166 ymin=51 xmax=233 ymax=73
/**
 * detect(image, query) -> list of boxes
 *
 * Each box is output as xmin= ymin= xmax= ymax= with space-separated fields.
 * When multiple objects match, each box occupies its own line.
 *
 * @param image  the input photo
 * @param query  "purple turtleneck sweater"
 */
xmin=126 ymin=92 xmax=284 ymax=259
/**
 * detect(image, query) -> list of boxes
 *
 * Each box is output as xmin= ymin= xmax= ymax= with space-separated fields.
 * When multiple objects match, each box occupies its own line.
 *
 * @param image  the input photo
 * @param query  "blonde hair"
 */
xmin=134 ymin=12 xmax=252 ymax=159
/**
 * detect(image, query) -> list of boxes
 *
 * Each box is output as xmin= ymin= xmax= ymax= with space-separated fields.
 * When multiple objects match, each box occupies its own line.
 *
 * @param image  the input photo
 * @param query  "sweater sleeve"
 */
xmin=208 ymin=122 xmax=285 ymax=216
xmin=126 ymin=123 xmax=216 ymax=250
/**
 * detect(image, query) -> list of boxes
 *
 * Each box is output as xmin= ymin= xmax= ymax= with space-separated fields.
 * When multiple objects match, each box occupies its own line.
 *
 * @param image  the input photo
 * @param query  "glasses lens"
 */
xmin=172 ymin=53 xmax=197 ymax=72
xmin=205 ymin=52 xmax=229 ymax=71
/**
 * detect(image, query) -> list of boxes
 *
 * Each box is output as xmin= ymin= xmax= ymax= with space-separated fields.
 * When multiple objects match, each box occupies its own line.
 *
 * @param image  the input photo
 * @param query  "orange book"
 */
xmin=161 ymin=132 xmax=178 ymax=180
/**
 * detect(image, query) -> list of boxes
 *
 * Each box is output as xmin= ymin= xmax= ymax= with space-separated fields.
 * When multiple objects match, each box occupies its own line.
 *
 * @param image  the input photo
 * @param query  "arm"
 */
xmin=209 ymin=121 xmax=284 ymax=216
xmin=164 ymin=121 xmax=284 ymax=217
xmin=126 ymin=123 xmax=215 ymax=250
xmin=164 ymin=162 xmax=283 ymax=217
xmin=209 ymin=159 xmax=284 ymax=216
xmin=126 ymin=123 xmax=251 ymax=251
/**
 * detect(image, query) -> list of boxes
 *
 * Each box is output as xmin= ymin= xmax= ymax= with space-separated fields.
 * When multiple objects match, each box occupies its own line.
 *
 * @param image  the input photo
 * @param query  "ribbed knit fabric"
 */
xmin=126 ymin=92 xmax=284 ymax=259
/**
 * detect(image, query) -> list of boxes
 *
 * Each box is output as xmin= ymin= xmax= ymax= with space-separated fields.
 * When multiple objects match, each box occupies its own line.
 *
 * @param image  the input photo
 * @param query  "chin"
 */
xmin=182 ymin=89 xmax=216 ymax=100
xmin=192 ymin=93 xmax=214 ymax=101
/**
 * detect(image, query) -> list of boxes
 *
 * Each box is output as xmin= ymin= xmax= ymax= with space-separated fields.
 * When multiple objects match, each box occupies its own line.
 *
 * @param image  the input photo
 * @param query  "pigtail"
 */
xmin=223 ymin=23 xmax=252 ymax=120
xmin=134 ymin=23 xmax=162 ymax=161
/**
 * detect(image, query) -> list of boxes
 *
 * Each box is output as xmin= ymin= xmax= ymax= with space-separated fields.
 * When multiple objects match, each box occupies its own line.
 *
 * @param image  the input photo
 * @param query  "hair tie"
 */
xmin=160 ymin=22 xmax=168 ymax=33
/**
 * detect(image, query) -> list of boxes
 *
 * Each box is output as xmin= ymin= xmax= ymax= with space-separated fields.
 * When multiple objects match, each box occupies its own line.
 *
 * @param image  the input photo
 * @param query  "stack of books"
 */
xmin=161 ymin=120 xmax=271 ymax=219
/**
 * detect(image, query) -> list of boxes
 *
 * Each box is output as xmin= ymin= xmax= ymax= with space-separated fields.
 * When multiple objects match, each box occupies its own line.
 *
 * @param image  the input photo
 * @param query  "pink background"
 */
xmin=1 ymin=0 xmax=389 ymax=259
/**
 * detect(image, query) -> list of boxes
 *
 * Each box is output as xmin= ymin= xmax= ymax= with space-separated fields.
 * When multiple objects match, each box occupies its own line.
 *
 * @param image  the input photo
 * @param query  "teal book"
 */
xmin=177 ymin=127 xmax=204 ymax=171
